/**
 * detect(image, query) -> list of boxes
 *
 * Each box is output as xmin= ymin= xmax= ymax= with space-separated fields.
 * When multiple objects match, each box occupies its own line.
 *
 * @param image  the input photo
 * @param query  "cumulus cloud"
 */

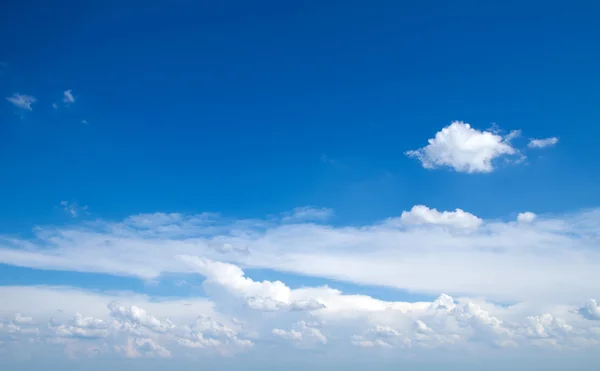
xmin=108 ymin=302 xmax=175 ymax=333
xmin=394 ymin=205 xmax=482 ymax=229
xmin=176 ymin=315 xmax=252 ymax=354
xmin=0 ymin=286 xmax=252 ymax=359
xmin=52 ymin=313 xmax=109 ymax=339
xmin=273 ymin=321 xmax=327 ymax=346
xmin=517 ymin=212 xmax=537 ymax=223
xmin=63 ymin=89 xmax=76 ymax=104
xmin=406 ymin=121 xmax=520 ymax=173
xmin=12 ymin=313 xmax=34 ymax=324
xmin=528 ymin=137 xmax=559 ymax=149
xmin=178 ymin=255 xmax=325 ymax=312
xmin=6 ymin=93 xmax=36 ymax=110
xmin=1 ymin=285 xmax=600 ymax=360
xmin=114 ymin=337 xmax=171 ymax=358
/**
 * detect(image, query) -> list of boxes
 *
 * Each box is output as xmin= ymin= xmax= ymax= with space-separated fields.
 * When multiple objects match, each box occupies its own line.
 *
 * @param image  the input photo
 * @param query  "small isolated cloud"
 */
xmin=52 ymin=103 xmax=58 ymax=110
xmin=406 ymin=121 xmax=520 ymax=173
xmin=63 ymin=90 xmax=75 ymax=104
xmin=82 ymin=120 xmax=88 ymax=125
xmin=395 ymin=205 xmax=482 ymax=229
xmin=528 ymin=137 xmax=559 ymax=149
xmin=60 ymin=201 xmax=88 ymax=218
xmin=517 ymin=212 xmax=536 ymax=223
xmin=6 ymin=93 xmax=36 ymax=111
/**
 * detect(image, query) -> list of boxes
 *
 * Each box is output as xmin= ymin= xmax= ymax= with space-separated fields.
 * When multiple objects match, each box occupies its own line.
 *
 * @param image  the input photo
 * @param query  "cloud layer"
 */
xmin=1 ymin=205 xmax=598 ymax=303
xmin=1 ymin=205 xmax=600 ymax=360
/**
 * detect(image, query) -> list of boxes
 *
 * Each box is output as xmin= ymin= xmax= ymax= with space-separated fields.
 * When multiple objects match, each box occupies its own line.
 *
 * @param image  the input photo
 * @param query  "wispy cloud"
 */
xmin=320 ymin=154 xmax=337 ymax=165
xmin=2 ymin=206 xmax=600 ymax=304
xmin=81 ymin=120 xmax=89 ymax=125
xmin=6 ymin=93 xmax=36 ymax=111
xmin=63 ymin=89 xmax=76 ymax=104
xmin=281 ymin=206 xmax=333 ymax=223
xmin=59 ymin=200 xmax=88 ymax=217
xmin=528 ymin=137 xmax=559 ymax=149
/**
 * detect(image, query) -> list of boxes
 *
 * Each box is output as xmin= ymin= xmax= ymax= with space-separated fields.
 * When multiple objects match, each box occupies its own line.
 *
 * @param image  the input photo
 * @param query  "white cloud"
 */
xmin=517 ymin=212 xmax=536 ymax=223
xmin=81 ymin=120 xmax=88 ymax=125
xmin=273 ymin=321 xmax=327 ymax=346
xmin=63 ymin=89 xmax=76 ymax=104
xmin=52 ymin=103 xmax=58 ymax=110
xmin=0 ymin=286 xmax=250 ymax=359
xmin=114 ymin=337 xmax=171 ymax=358
xmin=394 ymin=205 xmax=482 ymax=229
xmin=0 ymin=285 xmax=599 ymax=359
xmin=52 ymin=313 xmax=109 ymax=339
xmin=406 ymin=121 xmax=519 ymax=173
xmin=176 ymin=315 xmax=252 ymax=353
xmin=273 ymin=328 xmax=302 ymax=341
xmin=6 ymin=93 xmax=36 ymax=110
xmin=528 ymin=137 xmax=559 ymax=149
xmin=1 ymin=206 xmax=600 ymax=305
xmin=12 ymin=313 xmax=34 ymax=324
xmin=59 ymin=201 xmax=88 ymax=217
xmin=178 ymin=255 xmax=325 ymax=312
xmin=108 ymin=302 xmax=175 ymax=333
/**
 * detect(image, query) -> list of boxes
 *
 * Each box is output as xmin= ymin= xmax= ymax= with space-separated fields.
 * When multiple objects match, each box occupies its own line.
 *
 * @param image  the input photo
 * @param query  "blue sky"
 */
xmin=1 ymin=0 xmax=600 ymax=369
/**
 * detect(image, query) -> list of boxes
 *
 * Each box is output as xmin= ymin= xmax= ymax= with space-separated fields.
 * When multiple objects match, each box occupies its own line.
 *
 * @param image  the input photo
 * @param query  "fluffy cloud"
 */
xmin=528 ymin=137 xmax=559 ymax=148
xmin=108 ymin=302 xmax=175 ymax=333
xmin=394 ymin=205 xmax=482 ymax=229
xmin=176 ymin=315 xmax=252 ymax=354
xmin=0 ymin=285 xmax=600 ymax=360
xmin=0 ymin=286 xmax=251 ymax=359
xmin=273 ymin=321 xmax=327 ymax=346
xmin=52 ymin=313 xmax=109 ymax=339
xmin=406 ymin=121 xmax=520 ymax=173
xmin=114 ymin=337 xmax=171 ymax=358
xmin=6 ymin=93 xmax=36 ymax=110
xmin=517 ymin=212 xmax=536 ymax=223
xmin=12 ymin=313 xmax=34 ymax=324
xmin=178 ymin=255 xmax=325 ymax=312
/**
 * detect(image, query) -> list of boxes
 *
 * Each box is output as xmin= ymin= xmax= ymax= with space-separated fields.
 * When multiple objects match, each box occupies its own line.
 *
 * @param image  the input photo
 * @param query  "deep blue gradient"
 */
xmin=1 ymin=1 xmax=599 ymax=233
